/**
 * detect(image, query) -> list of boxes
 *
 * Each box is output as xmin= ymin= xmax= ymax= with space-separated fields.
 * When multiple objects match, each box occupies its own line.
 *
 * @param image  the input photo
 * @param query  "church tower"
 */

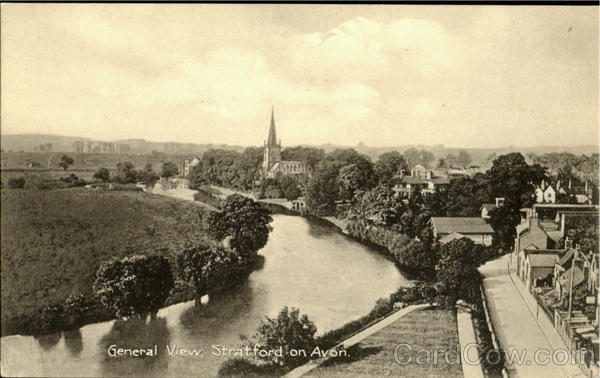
xmin=262 ymin=107 xmax=281 ymax=176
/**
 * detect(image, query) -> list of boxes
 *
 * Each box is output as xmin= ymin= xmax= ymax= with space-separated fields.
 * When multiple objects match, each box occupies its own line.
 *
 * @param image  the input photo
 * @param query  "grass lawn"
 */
xmin=1 ymin=187 xmax=212 ymax=335
xmin=307 ymin=308 xmax=464 ymax=378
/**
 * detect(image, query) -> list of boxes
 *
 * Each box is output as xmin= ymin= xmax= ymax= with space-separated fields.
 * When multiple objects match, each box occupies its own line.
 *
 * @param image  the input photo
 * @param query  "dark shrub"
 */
xmin=93 ymin=255 xmax=174 ymax=317
xmin=8 ymin=177 xmax=25 ymax=188
xmin=217 ymin=358 xmax=263 ymax=377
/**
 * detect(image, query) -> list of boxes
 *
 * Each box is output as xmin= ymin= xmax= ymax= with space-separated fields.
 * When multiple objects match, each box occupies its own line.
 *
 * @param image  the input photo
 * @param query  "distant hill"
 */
xmin=1 ymin=133 xmax=597 ymax=167
xmin=0 ymin=134 xmax=244 ymax=155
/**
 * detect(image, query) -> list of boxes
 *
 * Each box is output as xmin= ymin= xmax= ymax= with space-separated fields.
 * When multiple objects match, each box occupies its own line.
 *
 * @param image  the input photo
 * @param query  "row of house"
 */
xmin=514 ymin=203 xmax=599 ymax=374
xmin=534 ymin=179 xmax=593 ymax=205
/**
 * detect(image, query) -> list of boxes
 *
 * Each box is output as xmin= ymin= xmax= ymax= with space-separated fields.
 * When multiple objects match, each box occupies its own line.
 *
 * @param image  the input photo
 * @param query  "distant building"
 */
xmin=430 ymin=217 xmax=494 ymax=246
xmin=181 ymin=156 xmax=200 ymax=176
xmin=390 ymin=165 xmax=449 ymax=198
xmin=480 ymin=197 xmax=505 ymax=219
xmin=262 ymin=108 xmax=310 ymax=179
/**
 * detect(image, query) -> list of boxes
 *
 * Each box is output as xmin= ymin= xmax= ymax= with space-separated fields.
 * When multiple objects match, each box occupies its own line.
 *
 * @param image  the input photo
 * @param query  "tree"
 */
xmin=244 ymin=307 xmax=316 ymax=368
xmin=348 ymin=184 xmax=405 ymax=227
xmin=160 ymin=162 xmax=179 ymax=178
xmin=72 ymin=141 xmax=84 ymax=153
xmin=304 ymin=160 xmax=343 ymax=216
xmin=114 ymin=161 xmax=138 ymax=184
xmin=177 ymin=242 xmax=237 ymax=297
xmin=8 ymin=177 xmax=25 ymax=189
xmin=337 ymin=164 xmax=363 ymax=201
xmin=374 ymin=151 xmax=408 ymax=184
xmin=94 ymin=167 xmax=110 ymax=182
xmin=457 ymin=150 xmax=472 ymax=168
xmin=58 ymin=155 xmax=74 ymax=171
xmin=207 ymin=195 xmax=273 ymax=257
xmin=488 ymin=153 xmax=547 ymax=250
xmin=138 ymin=163 xmax=159 ymax=184
xmin=404 ymin=148 xmax=435 ymax=168
xmin=391 ymin=239 xmax=438 ymax=280
xmin=436 ymin=238 xmax=483 ymax=305
xmin=93 ymin=255 xmax=173 ymax=318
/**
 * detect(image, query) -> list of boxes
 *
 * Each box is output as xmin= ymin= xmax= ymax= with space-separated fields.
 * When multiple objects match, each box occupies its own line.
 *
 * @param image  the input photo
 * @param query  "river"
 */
xmin=1 ymin=185 xmax=407 ymax=377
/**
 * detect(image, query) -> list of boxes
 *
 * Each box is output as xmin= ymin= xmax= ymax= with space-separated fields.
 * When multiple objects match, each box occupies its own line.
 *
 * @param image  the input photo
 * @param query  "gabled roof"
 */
xmin=430 ymin=217 xmax=494 ymax=235
xmin=439 ymin=232 xmax=466 ymax=244
xmin=528 ymin=254 xmax=559 ymax=268
xmin=480 ymin=203 xmax=497 ymax=212
xmin=561 ymin=266 xmax=586 ymax=287
xmin=558 ymin=248 xmax=577 ymax=267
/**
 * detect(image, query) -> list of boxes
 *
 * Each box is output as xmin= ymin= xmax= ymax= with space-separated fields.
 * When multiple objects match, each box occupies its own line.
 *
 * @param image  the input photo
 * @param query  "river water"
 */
xmin=1 ymin=185 xmax=407 ymax=377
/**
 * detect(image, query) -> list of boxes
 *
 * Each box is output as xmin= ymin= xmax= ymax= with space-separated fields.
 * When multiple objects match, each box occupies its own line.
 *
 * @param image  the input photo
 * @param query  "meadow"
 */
xmin=0 ymin=151 xmax=189 ymax=185
xmin=1 ymin=186 xmax=211 ymax=335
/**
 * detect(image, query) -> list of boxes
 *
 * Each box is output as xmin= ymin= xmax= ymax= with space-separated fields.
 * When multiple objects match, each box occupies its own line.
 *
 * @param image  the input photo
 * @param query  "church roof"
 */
xmin=267 ymin=107 xmax=278 ymax=146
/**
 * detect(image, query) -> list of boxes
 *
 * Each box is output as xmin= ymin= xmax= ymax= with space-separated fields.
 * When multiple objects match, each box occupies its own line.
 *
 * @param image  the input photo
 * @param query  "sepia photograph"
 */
xmin=0 ymin=3 xmax=598 ymax=377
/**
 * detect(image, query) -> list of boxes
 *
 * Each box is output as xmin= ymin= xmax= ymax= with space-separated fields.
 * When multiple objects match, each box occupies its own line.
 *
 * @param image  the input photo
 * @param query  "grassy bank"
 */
xmin=1 ymin=187 xmax=212 ymax=336
xmin=307 ymin=308 xmax=464 ymax=377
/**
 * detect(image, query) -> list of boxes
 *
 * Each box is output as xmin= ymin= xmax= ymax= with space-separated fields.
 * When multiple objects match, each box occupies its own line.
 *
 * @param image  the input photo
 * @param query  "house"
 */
xmin=181 ymin=156 xmax=200 ymax=177
xmin=514 ymin=204 xmax=599 ymax=257
xmin=535 ymin=181 xmax=558 ymax=204
xmin=429 ymin=217 xmax=494 ymax=246
xmin=521 ymin=250 xmax=563 ymax=292
xmin=391 ymin=166 xmax=450 ymax=199
xmin=480 ymin=197 xmax=505 ymax=219
xmin=291 ymin=197 xmax=306 ymax=212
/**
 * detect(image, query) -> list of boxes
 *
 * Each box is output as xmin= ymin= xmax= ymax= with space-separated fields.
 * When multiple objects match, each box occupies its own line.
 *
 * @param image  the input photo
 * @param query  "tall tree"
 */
xmin=374 ymin=151 xmax=408 ymax=184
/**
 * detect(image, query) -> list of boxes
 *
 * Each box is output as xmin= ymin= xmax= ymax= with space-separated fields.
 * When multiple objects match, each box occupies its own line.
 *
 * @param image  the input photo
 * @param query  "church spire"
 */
xmin=267 ymin=106 xmax=278 ymax=146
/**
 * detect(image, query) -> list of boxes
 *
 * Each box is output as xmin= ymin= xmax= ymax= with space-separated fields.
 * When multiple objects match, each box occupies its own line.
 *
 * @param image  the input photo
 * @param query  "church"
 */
xmin=262 ymin=108 xmax=310 ymax=179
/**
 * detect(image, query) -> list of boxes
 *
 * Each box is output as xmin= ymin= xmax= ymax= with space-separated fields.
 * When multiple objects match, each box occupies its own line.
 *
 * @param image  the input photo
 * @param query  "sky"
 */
xmin=1 ymin=4 xmax=598 ymax=148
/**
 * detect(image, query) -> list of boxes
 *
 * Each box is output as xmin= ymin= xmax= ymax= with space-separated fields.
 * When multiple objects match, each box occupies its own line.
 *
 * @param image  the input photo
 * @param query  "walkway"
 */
xmin=284 ymin=304 xmax=433 ymax=378
xmin=479 ymin=254 xmax=585 ymax=378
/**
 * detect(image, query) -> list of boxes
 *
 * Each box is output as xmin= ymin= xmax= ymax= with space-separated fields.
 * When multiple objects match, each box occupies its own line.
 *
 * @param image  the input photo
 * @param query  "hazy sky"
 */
xmin=1 ymin=4 xmax=598 ymax=148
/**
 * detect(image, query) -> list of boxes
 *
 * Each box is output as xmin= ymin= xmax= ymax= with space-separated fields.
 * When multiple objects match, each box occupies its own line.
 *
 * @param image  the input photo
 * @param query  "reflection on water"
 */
xmin=99 ymin=315 xmax=170 ymax=377
xmin=35 ymin=333 xmax=61 ymax=351
xmin=1 ymin=215 xmax=407 ymax=377
xmin=64 ymin=329 xmax=83 ymax=357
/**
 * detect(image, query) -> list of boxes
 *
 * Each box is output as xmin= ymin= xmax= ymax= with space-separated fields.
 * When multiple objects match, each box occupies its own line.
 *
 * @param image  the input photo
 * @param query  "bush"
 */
xmin=207 ymin=195 xmax=273 ymax=258
xmin=176 ymin=242 xmax=238 ymax=297
xmin=371 ymin=298 xmax=393 ymax=318
xmin=94 ymin=167 xmax=110 ymax=182
xmin=93 ymin=255 xmax=174 ymax=317
xmin=8 ymin=177 xmax=25 ymax=188
xmin=217 ymin=358 xmax=263 ymax=377
xmin=245 ymin=307 xmax=317 ymax=368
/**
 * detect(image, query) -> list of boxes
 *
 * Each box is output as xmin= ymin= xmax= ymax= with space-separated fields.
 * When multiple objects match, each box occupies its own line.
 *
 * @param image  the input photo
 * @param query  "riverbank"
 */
xmin=0 ymin=187 xmax=215 ymax=336
xmin=304 ymin=307 xmax=464 ymax=378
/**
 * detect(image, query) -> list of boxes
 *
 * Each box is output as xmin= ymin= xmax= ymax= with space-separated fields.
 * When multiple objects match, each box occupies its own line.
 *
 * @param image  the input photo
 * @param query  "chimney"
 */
xmin=541 ymin=180 xmax=546 ymax=190
xmin=556 ymin=180 xmax=561 ymax=191
xmin=569 ymin=178 xmax=572 ymax=190
xmin=585 ymin=180 xmax=589 ymax=193
xmin=565 ymin=237 xmax=573 ymax=249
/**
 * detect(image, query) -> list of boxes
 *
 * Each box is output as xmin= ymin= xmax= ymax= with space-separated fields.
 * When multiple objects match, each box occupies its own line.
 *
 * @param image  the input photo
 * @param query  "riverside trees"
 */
xmin=93 ymin=194 xmax=273 ymax=317
xmin=93 ymin=255 xmax=173 ymax=318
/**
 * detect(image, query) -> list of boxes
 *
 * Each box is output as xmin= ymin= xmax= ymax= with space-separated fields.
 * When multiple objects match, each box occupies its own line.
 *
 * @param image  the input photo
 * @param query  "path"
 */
xmin=479 ymin=254 xmax=585 ymax=378
xmin=284 ymin=304 xmax=432 ymax=378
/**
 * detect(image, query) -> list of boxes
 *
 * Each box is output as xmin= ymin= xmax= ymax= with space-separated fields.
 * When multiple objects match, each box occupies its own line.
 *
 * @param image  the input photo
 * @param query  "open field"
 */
xmin=0 ymin=151 xmax=189 ymax=171
xmin=307 ymin=308 xmax=464 ymax=378
xmin=0 ymin=187 xmax=212 ymax=334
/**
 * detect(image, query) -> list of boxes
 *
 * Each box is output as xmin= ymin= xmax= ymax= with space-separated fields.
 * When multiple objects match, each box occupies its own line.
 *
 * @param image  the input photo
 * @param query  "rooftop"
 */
xmin=528 ymin=253 xmax=559 ymax=267
xmin=430 ymin=217 xmax=494 ymax=235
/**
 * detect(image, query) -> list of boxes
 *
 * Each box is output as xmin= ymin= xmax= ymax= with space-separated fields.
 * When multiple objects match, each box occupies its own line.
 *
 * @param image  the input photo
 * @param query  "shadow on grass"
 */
xmin=317 ymin=345 xmax=383 ymax=368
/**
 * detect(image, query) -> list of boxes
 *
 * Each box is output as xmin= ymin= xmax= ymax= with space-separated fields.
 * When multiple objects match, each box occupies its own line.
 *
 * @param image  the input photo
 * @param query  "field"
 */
xmin=0 ymin=151 xmax=190 ymax=186
xmin=307 ymin=308 xmax=464 ymax=377
xmin=0 ymin=186 xmax=212 ymax=335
